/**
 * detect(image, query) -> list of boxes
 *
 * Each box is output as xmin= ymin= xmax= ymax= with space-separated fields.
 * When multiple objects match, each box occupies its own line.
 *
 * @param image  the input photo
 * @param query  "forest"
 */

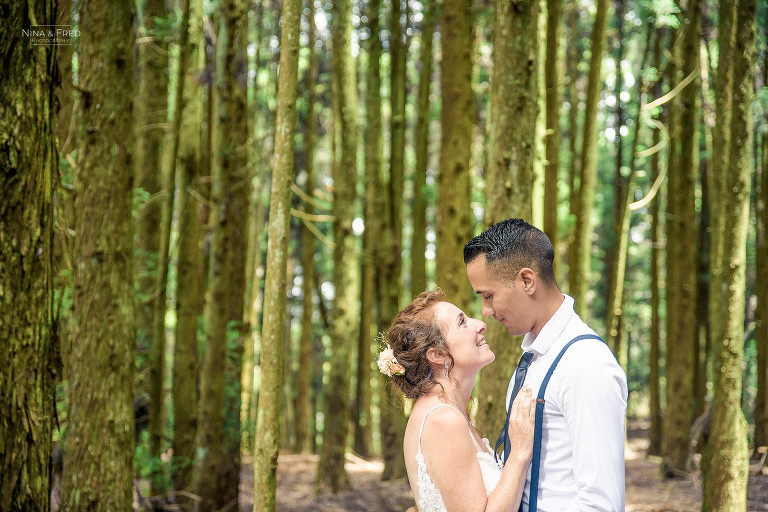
xmin=1 ymin=0 xmax=768 ymax=510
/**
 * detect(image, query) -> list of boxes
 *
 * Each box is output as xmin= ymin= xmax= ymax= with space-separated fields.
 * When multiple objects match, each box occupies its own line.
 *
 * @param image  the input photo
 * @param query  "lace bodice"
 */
xmin=415 ymin=404 xmax=504 ymax=511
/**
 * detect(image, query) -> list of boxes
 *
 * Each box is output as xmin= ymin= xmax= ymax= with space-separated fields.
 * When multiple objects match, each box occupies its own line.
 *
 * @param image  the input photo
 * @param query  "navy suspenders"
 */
xmin=524 ymin=333 xmax=604 ymax=512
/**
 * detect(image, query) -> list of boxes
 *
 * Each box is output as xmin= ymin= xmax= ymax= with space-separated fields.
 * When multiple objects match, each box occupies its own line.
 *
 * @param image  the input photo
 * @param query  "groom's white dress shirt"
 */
xmin=505 ymin=294 xmax=627 ymax=512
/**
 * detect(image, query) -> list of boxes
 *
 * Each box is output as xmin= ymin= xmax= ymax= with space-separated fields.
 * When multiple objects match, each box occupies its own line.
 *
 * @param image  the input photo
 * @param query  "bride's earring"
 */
xmin=444 ymin=360 xmax=450 ymax=378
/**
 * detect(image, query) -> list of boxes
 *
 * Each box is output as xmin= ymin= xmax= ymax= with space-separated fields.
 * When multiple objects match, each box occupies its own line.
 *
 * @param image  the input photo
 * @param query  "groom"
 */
xmin=464 ymin=218 xmax=627 ymax=511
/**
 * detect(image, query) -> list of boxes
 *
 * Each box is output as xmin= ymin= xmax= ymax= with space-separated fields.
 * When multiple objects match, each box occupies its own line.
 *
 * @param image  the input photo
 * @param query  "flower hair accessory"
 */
xmin=376 ymin=334 xmax=405 ymax=377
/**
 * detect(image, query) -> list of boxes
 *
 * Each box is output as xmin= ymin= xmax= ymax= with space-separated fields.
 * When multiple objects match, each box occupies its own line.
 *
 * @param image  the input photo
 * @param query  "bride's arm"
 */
xmin=421 ymin=388 xmax=534 ymax=512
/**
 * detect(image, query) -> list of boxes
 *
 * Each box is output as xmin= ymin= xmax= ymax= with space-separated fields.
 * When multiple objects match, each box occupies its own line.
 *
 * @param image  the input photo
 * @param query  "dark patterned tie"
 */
xmin=495 ymin=351 xmax=535 ymax=464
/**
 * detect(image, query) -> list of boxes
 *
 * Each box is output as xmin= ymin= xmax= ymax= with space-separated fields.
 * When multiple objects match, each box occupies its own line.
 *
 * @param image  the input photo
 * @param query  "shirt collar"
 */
xmin=521 ymin=294 xmax=573 ymax=355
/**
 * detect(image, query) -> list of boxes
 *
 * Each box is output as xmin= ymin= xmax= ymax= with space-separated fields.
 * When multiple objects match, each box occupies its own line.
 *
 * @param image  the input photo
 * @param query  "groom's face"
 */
xmin=466 ymin=255 xmax=532 ymax=336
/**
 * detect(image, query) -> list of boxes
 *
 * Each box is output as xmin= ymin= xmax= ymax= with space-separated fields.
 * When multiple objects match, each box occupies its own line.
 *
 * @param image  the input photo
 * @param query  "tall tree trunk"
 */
xmin=135 ymin=0 xmax=170 ymax=490
xmin=192 ymin=1 xmax=248 ymax=508
xmin=411 ymin=0 xmax=436 ymax=294
xmin=662 ymin=0 xmax=700 ymax=476
xmin=61 ymin=0 xmax=136 ymax=508
xmin=647 ymin=28 xmax=663 ymax=458
xmin=219 ymin=4 xmax=251 ymax=507
xmin=0 ymin=1 xmax=57 ymax=508
xmin=253 ymin=0 xmax=301 ymax=501
xmin=543 ymin=0 xmax=562 ymax=271
xmin=476 ymin=0 xmax=539 ymax=436
xmin=700 ymin=1 xmax=735 ymax=501
xmin=316 ymin=0 xmax=359 ymax=491
xmin=705 ymin=0 xmax=755 ymax=507
xmin=172 ymin=0 xmax=205 ymax=498
xmin=438 ymin=0 xmax=474 ymax=306
xmin=352 ymin=0 xmax=384 ymax=458
xmin=564 ymin=2 xmax=582 ymax=284
xmin=603 ymin=0 xmax=626 ymax=358
xmin=379 ymin=0 xmax=409 ymax=481
xmin=295 ymin=0 xmax=319 ymax=455
xmin=569 ymin=0 xmax=609 ymax=316
xmin=754 ymin=33 xmax=768 ymax=457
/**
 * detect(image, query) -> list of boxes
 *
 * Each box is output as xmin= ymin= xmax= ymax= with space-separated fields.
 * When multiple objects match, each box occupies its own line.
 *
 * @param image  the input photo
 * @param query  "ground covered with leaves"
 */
xmin=238 ymin=420 xmax=768 ymax=512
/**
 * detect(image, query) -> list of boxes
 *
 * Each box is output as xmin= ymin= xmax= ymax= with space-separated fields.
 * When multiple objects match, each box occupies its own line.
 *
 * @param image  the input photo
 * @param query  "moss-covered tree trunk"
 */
xmin=647 ymin=28 xmax=663 ymax=458
xmin=704 ymin=0 xmax=755 ymax=507
xmin=569 ymin=0 xmax=609 ymax=316
xmin=192 ymin=1 xmax=247 ymax=508
xmin=171 ymin=0 xmax=205 ymax=497
xmin=295 ymin=0 xmax=319 ymax=455
xmin=61 ymin=0 xmax=137 ymax=508
xmin=253 ymin=0 xmax=302 ymax=506
xmin=411 ymin=0 xmax=436 ymax=295
xmin=378 ymin=0 xmax=409 ymax=481
xmin=662 ymin=0 xmax=699 ymax=477
xmin=543 ymin=0 xmax=562 ymax=270
xmin=352 ymin=0 xmax=383 ymax=459
xmin=0 ymin=1 xmax=57 ymax=508
xmin=604 ymin=20 xmax=650 ymax=365
xmin=316 ymin=0 xmax=358 ymax=492
xmin=564 ymin=2 xmax=582 ymax=282
xmin=219 ymin=4 xmax=251 ymax=506
xmin=754 ymin=40 xmax=768 ymax=457
xmin=437 ymin=0 xmax=474 ymax=306
xmin=135 ymin=1 xmax=171 ymax=490
xmin=475 ymin=0 xmax=539 ymax=437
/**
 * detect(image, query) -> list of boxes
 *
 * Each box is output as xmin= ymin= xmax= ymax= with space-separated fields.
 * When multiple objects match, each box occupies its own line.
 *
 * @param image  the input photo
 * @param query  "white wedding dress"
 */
xmin=415 ymin=404 xmax=504 ymax=512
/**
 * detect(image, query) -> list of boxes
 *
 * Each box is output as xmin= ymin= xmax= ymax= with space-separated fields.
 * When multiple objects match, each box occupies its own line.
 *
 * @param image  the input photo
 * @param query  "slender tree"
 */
xmin=564 ymin=2 xmax=582 ymax=280
xmin=569 ymin=0 xmax=610 ymax=316
xmin=56 ymin=0 xmax=74 ymax=153
xmin=295 ymin=0 xmax=320 ymax=455
xmin=192 ymin=1 xmax=248 ymax=508
xmin=316 ymin=0 xmax=359 ymax=491
xmin=411 ymin=0 xmax=436 ymax=294
xmin=61 ymin=0 xmax=137 ymax=507
xmin=171 ymin=0 xmax=205 ymax=496
xmin=135 ymin=0 xmax=172 ymax=491
xmin=476 ymin=0 xmax=539 ymax=436
xmin=705 ymin=0 xmax=755 ymax=507
xmin=543 ymin=0 xmax=563 ymax=268
xmin=437 ymin=0 xmax=474 ymax=306
xmin=647 ymin=28 xmax=663 ymax=458
xmin=754 ymin=35 xmax=768 ymax=457
xmin=253 ymin=0 xmax=302 ymax=504
xmin=0 ymin=1 xmax=57 ymax=508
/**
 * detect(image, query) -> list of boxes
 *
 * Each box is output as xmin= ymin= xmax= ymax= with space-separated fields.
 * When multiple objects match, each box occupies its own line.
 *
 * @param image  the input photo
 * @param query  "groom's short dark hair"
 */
xmin=463 ymin=218 xmax=557 ymax=287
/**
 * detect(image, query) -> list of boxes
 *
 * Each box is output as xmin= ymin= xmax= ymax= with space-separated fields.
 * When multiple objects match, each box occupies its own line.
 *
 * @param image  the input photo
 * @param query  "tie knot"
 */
xmin=519 ymin=351 xmax=534 ymax=368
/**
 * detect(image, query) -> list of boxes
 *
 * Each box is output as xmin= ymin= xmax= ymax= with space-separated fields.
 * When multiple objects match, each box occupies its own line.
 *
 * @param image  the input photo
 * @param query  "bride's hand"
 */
xmin=506 ymin=385 xmax=535 ymax=464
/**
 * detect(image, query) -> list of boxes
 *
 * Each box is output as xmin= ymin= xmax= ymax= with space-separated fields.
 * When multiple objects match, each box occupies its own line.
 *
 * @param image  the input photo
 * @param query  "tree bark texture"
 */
xmin=569 ymin=0 xmax=609 ymax=317
xmin=411 ymin=0 xmax=436 ymax=295
xmin=543 ymin=0 xmax=563 ymax=270
xmin=172 ymin=0 xmax=205 ymax=496
xmin=475 ymin=0 xmax=539 ymax=437
xmin=316 ymin=0 xmax=359 ymax=491
xmin=253 ymin=0 xmax=301 ymax=503
xmin=193 ymin=1 xmax=248 ymax=508
xmin=705 ymin=0 xmax=755 ymax=507
xmin=754 ymin=35 xmax=768 ymax=457
xmin=135 ymin=1 xmax=170 ymax=475
xmin=437 ymin=0 xmax=474 ymax=307
xmin=61 ymin=0 xmax=137 ymax=508
xmin=295 ymin=0 xmax=319 ymax=455
xmin=0 ymin=1 xmax=57 ymax=508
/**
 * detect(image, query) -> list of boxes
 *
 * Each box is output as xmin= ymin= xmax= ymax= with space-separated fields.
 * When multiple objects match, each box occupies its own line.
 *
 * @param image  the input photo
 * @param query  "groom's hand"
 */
xmin=507 ymin=385 xmax=535 ymax=464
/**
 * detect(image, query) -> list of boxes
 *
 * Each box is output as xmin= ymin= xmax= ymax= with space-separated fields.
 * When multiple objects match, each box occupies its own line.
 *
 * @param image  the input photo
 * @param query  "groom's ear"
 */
xmin=519 ymin=268 xmax=536 ymax=295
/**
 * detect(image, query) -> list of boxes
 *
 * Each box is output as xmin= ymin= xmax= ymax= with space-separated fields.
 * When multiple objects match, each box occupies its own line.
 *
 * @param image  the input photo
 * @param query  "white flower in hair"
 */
xmin=377 ymin=343 xmax=405 ymax=377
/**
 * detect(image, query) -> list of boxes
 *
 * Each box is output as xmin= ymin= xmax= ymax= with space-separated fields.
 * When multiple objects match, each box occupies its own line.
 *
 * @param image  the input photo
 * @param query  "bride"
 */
xmin=377 ymin=288 xmax=534 ymax=512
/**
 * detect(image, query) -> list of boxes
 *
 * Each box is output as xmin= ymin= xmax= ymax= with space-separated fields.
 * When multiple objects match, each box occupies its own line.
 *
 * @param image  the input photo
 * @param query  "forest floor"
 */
xmin=238 ymin=419 xmax=768 ymax=512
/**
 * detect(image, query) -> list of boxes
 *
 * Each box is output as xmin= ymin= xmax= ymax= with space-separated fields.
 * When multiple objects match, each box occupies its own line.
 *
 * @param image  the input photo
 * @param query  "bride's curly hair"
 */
xmin=386 ymin=288 xmax=454 ymax=399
